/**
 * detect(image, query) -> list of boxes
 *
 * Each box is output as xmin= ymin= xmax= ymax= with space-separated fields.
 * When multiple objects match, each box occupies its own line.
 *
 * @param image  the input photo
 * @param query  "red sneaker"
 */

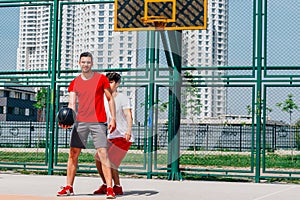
xmin=113 ymin=185 xmax=124 ymax=195
xmin=106 ymin=187 xmax=116 ymax=199
xmin=57 ymin=185 xmax=74 ymax=196
xmin=93 ymin=184 xmax=107 ymax=195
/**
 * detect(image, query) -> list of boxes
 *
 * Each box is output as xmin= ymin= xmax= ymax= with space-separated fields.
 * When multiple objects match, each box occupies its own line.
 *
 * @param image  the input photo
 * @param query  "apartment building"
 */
xmin=0 ymin=85 xmax=37 ymax=121
xmin=182 ymin=0 xmax=228 ymax=120
xmin=17 ymin=3 xmax=137 ymax=109
xmin=16 ymin=1 xmax=228 ymax=122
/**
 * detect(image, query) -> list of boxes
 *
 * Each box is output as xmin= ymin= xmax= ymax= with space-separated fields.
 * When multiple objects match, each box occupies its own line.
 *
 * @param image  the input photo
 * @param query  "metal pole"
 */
xmin=255 ymin=0 xmax=264 ymax=183
xmin=48 ymin=0 xmax=59 ymax=175
xmin=167 ymin=30 xmax=182 ymax=181
xmin=159 ymin=30 xmax=174 ymax=174
xmin=146 ymin=31 xmax=156 ymax=179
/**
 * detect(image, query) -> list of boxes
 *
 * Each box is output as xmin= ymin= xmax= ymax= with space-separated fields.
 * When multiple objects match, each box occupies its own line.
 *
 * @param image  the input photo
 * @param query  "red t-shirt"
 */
xmin=68 ymin=72 xmax=110 ymax=123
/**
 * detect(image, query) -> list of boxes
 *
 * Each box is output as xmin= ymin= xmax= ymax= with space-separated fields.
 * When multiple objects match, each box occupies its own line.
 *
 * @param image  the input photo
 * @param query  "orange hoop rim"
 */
xmin=153 ymin=21 xmax=167 ymax=30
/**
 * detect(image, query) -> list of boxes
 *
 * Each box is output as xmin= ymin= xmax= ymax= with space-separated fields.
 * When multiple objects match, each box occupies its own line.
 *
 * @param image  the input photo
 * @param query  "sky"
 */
xmin=0 ymin=1 xmax=300 ymax=123
xmin=0 ymin=7 xmax=19 ymax=71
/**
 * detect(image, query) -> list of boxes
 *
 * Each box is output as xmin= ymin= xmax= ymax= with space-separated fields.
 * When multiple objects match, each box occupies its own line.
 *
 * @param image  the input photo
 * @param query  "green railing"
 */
xmin=1 ymin=0 xmax=300 ymax=183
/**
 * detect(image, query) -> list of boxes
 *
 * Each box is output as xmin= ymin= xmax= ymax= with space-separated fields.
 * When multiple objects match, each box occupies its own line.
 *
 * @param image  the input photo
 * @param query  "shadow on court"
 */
xmin=1 ymin=173 xmax=300 ymax=200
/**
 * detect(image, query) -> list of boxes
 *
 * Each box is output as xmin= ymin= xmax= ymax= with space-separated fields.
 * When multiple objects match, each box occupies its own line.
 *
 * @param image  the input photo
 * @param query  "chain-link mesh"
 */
xmin=1 ymin=0 xmax=300 ymax=180
xmin=0 ymin=7 xmax=20 ymax=71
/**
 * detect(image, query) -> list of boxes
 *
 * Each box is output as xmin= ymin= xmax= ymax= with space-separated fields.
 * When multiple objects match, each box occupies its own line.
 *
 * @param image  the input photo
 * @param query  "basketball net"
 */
xmin=154 ymin=21 xmax=166 ymax=31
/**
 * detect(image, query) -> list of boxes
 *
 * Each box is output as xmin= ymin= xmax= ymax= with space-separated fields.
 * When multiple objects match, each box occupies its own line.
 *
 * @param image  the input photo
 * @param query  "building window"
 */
xmin=25 ymin=108 xmax=29 ymax=116
xmin=20 ymin=108 xmax=25 ymax=116
xmin=15 ymin=107 xmax=20 ymax=115
xmin=4 ymin=91 xmax=10 ymax=97
xmin=98 ymin=31 xmax=104 ymax=36
xmin=8 ymin=107 xmax=14 ymax=114
xmin=98 ymin=37 xmax=104 ymax=43
xmin=0 ymin=106 xmax=3 ymax=114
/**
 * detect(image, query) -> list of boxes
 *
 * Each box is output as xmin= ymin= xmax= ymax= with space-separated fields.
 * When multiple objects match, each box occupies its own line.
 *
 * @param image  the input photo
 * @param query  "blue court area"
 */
xmin=0 ymin=173 xmax=300 ymax=200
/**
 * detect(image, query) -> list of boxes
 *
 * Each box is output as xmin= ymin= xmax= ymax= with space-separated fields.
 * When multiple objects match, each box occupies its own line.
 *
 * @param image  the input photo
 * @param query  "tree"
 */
xmin=276 ymin=94 xmax=299 ymax=126
xmin=33 ymin=87 xmax=48 ymax=152
xmin=246 ymin=99 xmax=272 ymax=121
xmin=182 ymin=71 xmax=203 ymax=154
xmin=246 ymin=100 xmax=272 ymax=115
xmin=34 ymin=87 xmax=47 ymax=122
xmin=276 ymin=94 xmax=299 ymax=159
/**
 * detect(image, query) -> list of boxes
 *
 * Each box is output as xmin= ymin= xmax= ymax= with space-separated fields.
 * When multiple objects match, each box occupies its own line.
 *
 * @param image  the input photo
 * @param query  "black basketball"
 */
xmin=57 ymin=107 xmax=76 ymax=126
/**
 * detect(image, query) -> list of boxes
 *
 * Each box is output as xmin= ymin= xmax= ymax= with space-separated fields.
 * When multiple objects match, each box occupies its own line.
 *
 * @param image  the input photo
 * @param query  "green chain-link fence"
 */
xmin=1 ymin=0 xmax=300 ymax=182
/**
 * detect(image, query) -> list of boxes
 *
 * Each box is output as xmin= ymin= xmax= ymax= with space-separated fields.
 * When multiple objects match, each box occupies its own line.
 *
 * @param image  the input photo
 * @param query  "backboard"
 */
xmin=114 ymin=0 xmax=207 ymax=31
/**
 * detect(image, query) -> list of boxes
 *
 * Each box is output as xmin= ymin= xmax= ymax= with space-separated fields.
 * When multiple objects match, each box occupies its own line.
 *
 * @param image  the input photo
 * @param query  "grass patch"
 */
xmin=1 ymin=151 xmax=300 ymax=169
xmin=180 ymin=154 xmax=251 ymax=167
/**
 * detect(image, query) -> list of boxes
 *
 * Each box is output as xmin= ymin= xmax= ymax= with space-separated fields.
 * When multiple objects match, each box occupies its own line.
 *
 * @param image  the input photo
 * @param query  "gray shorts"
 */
xmin=70 ymin=122 xmax=107 ymax=149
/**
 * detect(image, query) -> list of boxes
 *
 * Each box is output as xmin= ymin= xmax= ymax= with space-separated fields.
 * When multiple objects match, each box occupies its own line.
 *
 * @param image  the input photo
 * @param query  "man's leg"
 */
xmin=67 ymin=147 xmax=81 ymax=186
xmin=97 ymin=147 xmax=113 ymax=188
xmin=111 ymin=164 xmax=120 ymax=186
xmin=57 ymin=147 xmax=81 ymax=196
xmin=93 ymin=153 xmax=109 ymax=195
xmin=95 ymin=154 xmax=106 ymax=184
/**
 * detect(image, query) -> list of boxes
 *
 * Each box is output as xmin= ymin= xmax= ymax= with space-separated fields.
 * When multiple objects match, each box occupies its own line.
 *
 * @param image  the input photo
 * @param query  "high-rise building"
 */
xmin=17 ymin=6 xmax=50 ymax=71
xmin=17 ymin=1 xmax=228 ymax=121
xmin=17 ymin=3 xmax=138 ymax=110
xmin=182 ymin=0 xmax=228 ymax=120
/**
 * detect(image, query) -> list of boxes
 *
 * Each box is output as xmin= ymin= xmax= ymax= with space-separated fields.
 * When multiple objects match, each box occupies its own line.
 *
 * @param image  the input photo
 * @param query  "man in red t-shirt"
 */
xmin=57 ymin=52 xmax=117 ymax=199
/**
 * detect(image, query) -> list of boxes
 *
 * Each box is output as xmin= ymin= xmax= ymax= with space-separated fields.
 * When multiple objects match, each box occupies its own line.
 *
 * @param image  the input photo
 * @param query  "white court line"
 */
xmin=253 ymin=185 xmax=297 ymax=200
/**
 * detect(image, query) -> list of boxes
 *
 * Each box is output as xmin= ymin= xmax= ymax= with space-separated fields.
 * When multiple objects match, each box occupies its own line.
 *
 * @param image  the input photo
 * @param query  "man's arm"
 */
xmin=104 ymin=88 xmax=116 ymax=133
xmin=68 ymin=92 xmax=77 ymax=112
xmin=59 ymin=92 xmax=76 ymax=129
xmin=123 ymin=108 xmax=133 ymax=141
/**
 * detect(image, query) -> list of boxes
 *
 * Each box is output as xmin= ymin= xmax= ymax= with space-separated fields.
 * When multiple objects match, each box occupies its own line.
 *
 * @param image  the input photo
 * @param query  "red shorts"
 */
xmin=107 ymin=137 xmax=132 ymax=168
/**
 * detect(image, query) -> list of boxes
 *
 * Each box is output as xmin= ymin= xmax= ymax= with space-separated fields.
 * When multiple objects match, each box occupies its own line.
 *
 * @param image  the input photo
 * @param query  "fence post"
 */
xmin=254 ymin=0 xmax=264 ymax=183
xmin=274 ymin=124 xmax=277 ymax=149
xmin=137 ymin=122 xmax=140 ymax=149
xmin=206 ymin=125 xmax=209 ymax=150
xmin=48 ymin=0 xmax=59 ymax=175
xmin=29 ymin=121 xmax=32 ymax=148
xmin=239 ymin=125 xmax=242 ymax=152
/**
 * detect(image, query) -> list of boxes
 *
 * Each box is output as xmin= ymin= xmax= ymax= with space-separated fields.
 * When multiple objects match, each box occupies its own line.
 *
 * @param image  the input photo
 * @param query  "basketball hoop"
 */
xmin=154 ymin=21 xmax=167 ymax=31
xmin=141 ymin=16 xmax=168 ymax=31
xmin=114 ymin=0 xmax=207 ymax=31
